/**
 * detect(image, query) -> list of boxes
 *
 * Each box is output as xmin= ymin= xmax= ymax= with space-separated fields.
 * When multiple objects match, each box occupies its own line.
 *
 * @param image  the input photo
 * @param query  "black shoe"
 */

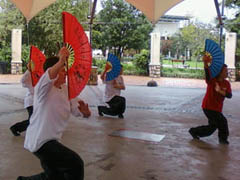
xmin=118 ymin=114 xmax=124 ymax=119
xmin=219 ymin=140 xmax=229 ymax=145
xmin=189 ymin=128 xmax=199 ymax=140
xmin=98 ymin=107 xmax=103 ymax=116
xmin=17 ymin=173 xmax=46 ymax=180
xmin=17 ymin=176 xmax=25 ymax=180
xmin=10 ymin=126 xmax=20 ymax=136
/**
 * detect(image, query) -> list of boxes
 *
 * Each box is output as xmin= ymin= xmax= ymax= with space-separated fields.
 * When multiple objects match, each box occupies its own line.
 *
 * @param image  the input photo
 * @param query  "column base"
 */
xmin=228 ymin=68 xmax=236 ymax=82
xmin=236 ymin=68 xmax=240 ymax=81
xmin=11 ymin=62 xmax=22 ymax=74
xmin=149 ymin=64 xmax=161 ymax=78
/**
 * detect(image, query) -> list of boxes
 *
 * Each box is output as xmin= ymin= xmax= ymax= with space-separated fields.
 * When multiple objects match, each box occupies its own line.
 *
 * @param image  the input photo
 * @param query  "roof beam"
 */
xmin=214 ymin=0 xmax=223 ymax=25
xmin=214 ymin=0 xmax=224 ymax=48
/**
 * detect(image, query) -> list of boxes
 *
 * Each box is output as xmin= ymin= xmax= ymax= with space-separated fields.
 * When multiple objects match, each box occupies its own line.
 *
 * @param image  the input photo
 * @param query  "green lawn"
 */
xmin=162 ymin=59 xmax=204 ymax=69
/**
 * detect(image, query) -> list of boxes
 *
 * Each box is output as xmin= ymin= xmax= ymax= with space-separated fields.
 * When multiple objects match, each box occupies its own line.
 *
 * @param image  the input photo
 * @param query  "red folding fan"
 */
xmin=29 ymin=45 xmax=46 ymax=86
xmin=62 ymin=12 xmax=92 ymax=99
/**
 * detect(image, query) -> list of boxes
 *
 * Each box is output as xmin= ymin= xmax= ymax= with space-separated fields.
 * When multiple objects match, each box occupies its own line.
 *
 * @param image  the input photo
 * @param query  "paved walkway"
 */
xmin=0 ymin=74 xmax=240 ymax=180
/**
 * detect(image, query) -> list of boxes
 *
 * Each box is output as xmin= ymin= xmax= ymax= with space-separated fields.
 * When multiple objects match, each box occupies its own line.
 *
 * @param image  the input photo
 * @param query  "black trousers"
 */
xmin=11 ymin=106 xmax=33 ymax=132
xmin=191 ymin=109 xmax=229 ymax=141
xmin=98 ymin=96 xmax=126 ymax=116
xmin=19 ymin=140 xmax=84 ymax=180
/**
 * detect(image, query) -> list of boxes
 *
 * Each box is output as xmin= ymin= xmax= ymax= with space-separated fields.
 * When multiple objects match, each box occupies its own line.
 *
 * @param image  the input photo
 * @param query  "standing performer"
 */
xmin=98 ymin=64 xmax=126 ymax=118
xmin=17 ymin=47 xmax=91 ymax=180
xmin=189 ymin=55 xmax=232 ymax=145
xmin=10 ymin=63 xmax=33 ymax=136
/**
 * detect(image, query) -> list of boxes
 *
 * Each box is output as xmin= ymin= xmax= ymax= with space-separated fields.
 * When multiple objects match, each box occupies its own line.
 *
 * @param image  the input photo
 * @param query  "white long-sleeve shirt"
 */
xmin=24 ymin=69 xmax=83 ymax=152
xmin=20 ymin=70 xmax=34 ymax=108
xmin=104 ymin=75 xmax=124 ymax=102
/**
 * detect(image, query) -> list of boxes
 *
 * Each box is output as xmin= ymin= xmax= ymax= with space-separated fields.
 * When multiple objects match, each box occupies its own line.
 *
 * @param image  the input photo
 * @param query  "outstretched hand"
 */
xmin=215 ymin=82 xmax=221 ymax=92
xmin=78 ymin=100 xmax=91 ymax=118
xmin=215 ymin=82 xmax=226 ymax=96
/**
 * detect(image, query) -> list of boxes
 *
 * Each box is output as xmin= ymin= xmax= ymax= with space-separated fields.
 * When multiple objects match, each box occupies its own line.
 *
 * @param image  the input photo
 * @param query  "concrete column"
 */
xmin=225 ymin=32 xmax=237 ymax=82
xmin=85 ymin=31 xmax=90 ymax=42
xmin=149 ymin=32 xmax=161 ymax=78
xmin=11 ymin=29 xmax=22 ymax=74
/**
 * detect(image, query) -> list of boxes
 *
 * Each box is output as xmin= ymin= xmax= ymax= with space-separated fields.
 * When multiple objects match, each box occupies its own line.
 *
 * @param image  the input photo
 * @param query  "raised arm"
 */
xmin=203 ymin=55 xmax=211 ymax=82
xmin=21 ymin=62 xmax=33 ymax=88
xmin=100 ymin=70 xmax=107 ymax=81
xmin=100 ymin=62 xmax=112 ymax=81
xmin=48 ymin=47 xmax=69 ymax=79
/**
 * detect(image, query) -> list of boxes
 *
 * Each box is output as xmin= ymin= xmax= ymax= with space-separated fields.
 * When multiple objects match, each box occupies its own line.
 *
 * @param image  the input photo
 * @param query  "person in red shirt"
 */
xmin=189 ymin=55 xmax=232 ymax=145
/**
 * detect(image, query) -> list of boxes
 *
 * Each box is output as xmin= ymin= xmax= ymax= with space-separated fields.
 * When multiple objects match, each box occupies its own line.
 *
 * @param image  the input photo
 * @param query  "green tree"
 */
xmin=161 ymin=39 xmax=173 ymax=57
xmin=225 ymin=0 xmax=240 ymax=56
xmin=26 ymin=0 xmax=89 ymax=56
xmin=92 ymin=0 xmax=152 ymax=57
xmin=170 ymin=22 xmax=218 ymax=60
xmin=0 ymin=0 xmax=89 ymax=63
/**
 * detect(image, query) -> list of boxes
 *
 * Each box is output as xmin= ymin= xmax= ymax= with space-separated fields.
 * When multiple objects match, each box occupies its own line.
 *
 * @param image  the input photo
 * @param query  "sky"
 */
xmin=96 ymin=0 xmax=236 ymax=24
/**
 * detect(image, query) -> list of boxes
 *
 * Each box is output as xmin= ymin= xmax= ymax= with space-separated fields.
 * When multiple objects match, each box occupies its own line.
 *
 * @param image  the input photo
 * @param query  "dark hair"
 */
xmin=222 ymin=64 xmax=227 ymax=68
xmin=220 ymin=64 xmax=228 ymax=73
xmin=43 ymin=56 xmax=59 ymax=72
xmin=216 ymin=64 xmax=228 ymax=78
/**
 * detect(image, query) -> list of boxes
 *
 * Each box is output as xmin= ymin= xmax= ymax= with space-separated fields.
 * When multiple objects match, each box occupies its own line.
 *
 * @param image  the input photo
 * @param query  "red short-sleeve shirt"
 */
xmin=202 ymin=78 xmax=232 ymax=112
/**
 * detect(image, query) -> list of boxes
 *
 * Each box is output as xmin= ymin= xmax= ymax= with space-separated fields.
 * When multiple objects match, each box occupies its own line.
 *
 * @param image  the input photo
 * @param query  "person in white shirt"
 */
xmin=97 ymin=65 xmax=126 ymax=118
xmin=10 ymin=63 xmax=34 ymax=136
xmin=17 ymin=47 xmax=91 ymax=180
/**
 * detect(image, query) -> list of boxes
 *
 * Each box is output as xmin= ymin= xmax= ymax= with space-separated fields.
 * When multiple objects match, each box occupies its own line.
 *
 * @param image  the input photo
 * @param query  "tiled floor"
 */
xmin=0 ymin=75 xmax=240 ymax=180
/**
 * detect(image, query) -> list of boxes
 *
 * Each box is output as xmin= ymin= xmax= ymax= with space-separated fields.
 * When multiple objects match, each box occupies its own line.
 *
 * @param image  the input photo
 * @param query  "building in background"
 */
xmin=152 ymin=15 xmax=190 ymax=40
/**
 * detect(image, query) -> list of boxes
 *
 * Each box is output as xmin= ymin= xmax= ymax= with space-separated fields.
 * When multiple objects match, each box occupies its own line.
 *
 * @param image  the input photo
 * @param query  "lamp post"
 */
xmin=88 ymin=0 xmax=97 ymax=46
xmin=214 ymin=0 xmax=225 ymax=48
xmin=219 ymin=0 xmax=225 ymax=48
xmin=88 ymin=0 xmax=92 ymax=45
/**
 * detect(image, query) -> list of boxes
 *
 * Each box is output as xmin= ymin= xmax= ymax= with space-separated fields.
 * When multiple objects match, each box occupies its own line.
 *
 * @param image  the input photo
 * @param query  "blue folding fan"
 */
xmin=106 ymin=53 xmax=121 ymax=81
xmin=204 ymin=39 xmax=224 ymax=78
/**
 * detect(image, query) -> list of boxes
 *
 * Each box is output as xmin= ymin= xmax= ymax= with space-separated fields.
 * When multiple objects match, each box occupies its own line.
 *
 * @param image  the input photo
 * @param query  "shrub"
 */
xmin=0 ymin=43 xmax=11 ymax=73
xmin=133 ymin=49 xmax=149 ymax=75
xmin=122 ymin=63 xmax=136 ymax=75
xmin=161 ymin=67 xmax=204 ymax=79
xmin=95 ymin=59 xmax=106 ymax=74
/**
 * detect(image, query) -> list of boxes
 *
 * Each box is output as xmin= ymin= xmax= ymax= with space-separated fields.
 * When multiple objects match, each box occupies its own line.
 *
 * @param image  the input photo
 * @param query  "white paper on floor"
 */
xmin=109 ymin=130 xmax=165 ymax=142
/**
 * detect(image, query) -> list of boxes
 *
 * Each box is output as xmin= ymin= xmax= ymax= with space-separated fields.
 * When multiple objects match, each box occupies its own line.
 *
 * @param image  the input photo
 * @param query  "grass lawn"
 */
xmin=162 ymin=59 xmax=204 ymax=69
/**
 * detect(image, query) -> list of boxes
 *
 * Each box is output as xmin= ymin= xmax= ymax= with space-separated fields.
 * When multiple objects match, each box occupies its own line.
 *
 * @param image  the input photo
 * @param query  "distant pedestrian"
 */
xmin=189 ymin=55 xmax=232 ymax=145
xmin=10 ymin=63 xmax=33 ymax=136
xmin=98 ymin=64 xmax=126 ymax=118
